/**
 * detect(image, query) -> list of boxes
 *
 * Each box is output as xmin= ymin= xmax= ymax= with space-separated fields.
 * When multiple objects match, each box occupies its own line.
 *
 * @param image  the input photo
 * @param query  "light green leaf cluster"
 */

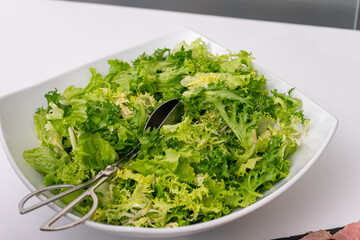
xmin=23 ymin=38 xmax=309 ymax=227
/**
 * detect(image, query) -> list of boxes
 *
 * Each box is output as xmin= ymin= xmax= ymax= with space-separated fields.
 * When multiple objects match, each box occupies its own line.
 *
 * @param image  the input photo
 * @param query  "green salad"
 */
xmin=23 ymin=38 xmax=309 ymax=227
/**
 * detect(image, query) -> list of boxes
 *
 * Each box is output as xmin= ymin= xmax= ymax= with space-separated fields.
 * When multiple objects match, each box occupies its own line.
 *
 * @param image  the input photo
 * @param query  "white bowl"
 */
xmin=0 ymin=28 xmax=338 ymax=238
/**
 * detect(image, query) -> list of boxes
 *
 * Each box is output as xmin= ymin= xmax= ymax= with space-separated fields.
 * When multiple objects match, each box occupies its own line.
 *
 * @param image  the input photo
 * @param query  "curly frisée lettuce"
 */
xmin=23 ymin=38 xmax=309 ymax=227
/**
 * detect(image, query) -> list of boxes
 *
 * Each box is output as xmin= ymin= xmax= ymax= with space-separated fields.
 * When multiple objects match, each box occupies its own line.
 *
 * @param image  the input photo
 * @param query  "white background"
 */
xmin=1 ymin=0 xmax=360 ymax=239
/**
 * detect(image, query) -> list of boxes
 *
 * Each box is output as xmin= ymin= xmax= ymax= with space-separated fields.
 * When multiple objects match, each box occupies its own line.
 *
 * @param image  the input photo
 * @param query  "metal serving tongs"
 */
xmin=19 ymin=98 xmax=183 ymax=231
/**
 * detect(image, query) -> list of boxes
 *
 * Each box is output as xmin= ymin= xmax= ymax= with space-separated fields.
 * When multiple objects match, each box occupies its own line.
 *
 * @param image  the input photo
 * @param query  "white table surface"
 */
xmin=1 ymin=0 xmax=360 ymax=239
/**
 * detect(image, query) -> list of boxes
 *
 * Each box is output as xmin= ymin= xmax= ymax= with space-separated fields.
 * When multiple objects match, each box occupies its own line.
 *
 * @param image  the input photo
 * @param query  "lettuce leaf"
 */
xmin=24 ymin=38 xmax=309 ymax=228
xmin=23 ymin=147 xmax=68 ymax=175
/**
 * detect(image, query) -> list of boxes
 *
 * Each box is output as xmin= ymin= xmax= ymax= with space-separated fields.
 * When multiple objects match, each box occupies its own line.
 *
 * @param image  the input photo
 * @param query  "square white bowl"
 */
xmin=0 ymin=28 xmax=338 ymax=238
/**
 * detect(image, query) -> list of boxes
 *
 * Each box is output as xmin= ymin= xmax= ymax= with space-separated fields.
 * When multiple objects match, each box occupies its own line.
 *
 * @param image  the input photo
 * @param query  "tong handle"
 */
xmin=39 ymin=175 xmax=110 ymax=231
xmin=40 ymin=183 xmax=100 ymax=231
xmin=19 ymin=175 xmax=109 ymax=231
xmin=19 ymin=163 xmax=117 ymax=215
xmin=19 ymin=184 xmax=77 ymax=214
xmin=18 ymin=165 xmax=117 ymax=231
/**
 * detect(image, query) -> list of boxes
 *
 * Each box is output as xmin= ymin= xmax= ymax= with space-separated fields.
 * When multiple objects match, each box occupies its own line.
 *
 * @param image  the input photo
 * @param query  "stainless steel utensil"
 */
xmin=19 ymin=98 xmax=183 ymax=231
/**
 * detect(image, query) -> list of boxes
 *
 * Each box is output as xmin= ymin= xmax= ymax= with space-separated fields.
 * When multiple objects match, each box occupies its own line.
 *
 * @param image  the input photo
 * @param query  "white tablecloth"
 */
xmin=1 ymin=0 xmax=360 ymax=239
